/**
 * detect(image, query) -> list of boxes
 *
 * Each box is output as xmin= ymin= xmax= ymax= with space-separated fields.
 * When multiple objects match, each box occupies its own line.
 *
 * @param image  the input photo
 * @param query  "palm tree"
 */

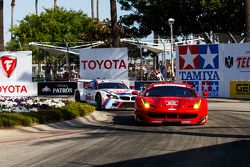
xmin=110 ymin=0 xmax=119 ymax=47
xmin=11 ymin=0 xmax=15 ymax=39
xmin=96 ymin=0 xmax=99 ymax=20
xmin=35 ymin=0 xmax=38 ymax=15
xmin=54 ymin=0 xmax=57 ymax=8
xmin=246 ymin=0 xmax=250 ymax=41
xmin=91 ymin=0 xmax=94 ymax=18
xmin=0 ymin=0 xmax=3 ymax=51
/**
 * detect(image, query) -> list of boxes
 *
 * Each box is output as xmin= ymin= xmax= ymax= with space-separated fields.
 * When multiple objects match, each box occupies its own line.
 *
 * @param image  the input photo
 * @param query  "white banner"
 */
xmin=0 ymin=51 xmax=32 ymax=82
xmin=0 ymin=51 xmax=37 ymax=96
xmin=80 ymin=48 xmax=128 ymax=80
xmin=222 ymin=43 xmax=250 ymax=97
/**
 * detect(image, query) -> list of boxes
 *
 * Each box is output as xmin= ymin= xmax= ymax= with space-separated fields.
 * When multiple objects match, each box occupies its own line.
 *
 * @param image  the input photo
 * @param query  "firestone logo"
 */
xmin=0 ymin=55 xmax=17 ymax=78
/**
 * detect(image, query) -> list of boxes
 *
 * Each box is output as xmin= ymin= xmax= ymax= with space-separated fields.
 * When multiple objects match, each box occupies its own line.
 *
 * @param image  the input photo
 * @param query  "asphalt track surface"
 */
xmin=1 ymin=98 xmax=250 ymax=167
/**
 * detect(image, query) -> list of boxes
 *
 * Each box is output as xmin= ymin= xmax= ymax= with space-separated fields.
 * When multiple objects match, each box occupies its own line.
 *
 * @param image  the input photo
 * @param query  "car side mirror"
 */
xmin=203 ymin=91 xmax=208 ymax=97
xmin=132 ymin=90 xmax=139 ymax=95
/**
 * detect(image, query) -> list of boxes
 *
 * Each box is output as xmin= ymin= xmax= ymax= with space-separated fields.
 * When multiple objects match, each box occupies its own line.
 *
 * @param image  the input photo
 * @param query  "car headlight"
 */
xmin=107 ymin=94 xmax=119 ymax=99
xmin=141 ymin=99 xmax=150 ymax=109
xmin=193 ymin=99 xmax=201 ymax=109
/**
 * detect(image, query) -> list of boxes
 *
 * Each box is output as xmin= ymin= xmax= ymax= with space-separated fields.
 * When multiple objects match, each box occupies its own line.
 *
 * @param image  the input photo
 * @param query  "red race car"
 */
xmin=134 ymin=82 xmax=208 ymax=125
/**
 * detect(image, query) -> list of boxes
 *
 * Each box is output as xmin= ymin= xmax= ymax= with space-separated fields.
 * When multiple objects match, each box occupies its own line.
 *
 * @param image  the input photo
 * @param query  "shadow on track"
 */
xmin=96 ymin=140 xmax=250 ymax=167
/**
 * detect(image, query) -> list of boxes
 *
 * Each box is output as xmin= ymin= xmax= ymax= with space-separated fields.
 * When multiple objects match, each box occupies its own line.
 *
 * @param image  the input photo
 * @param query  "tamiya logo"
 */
xmin=179 ymin=44 xmax=219 ymax=70
xmin=0 ymin=55 xmax=17 ymax=78
xmin=225 ymin=56 xmax=233 ymax=69
xmin=202 ymin=81 xmax=219 ymax=91
xmin=202 ymin=81 xmax=219 ymax=97
xmin=183 ymin=81 xmax=199 ymax=91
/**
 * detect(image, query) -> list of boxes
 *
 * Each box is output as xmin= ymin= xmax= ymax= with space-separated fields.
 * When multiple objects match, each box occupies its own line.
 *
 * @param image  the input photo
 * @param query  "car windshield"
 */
xmin=145 ymin=86 xmax=197 ymax=97
xmin=98 ymin=82 xmax=128 ymax=89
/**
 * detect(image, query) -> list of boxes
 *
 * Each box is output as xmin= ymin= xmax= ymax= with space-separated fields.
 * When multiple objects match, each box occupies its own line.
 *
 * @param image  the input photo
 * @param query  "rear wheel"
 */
xmin=95 ymin=93 xmax=102 ymax=110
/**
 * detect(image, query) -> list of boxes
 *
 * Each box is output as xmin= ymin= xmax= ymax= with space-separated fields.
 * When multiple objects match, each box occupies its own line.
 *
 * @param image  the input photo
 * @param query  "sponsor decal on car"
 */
xmin=165 ymin=100 xmax=178 ymax=106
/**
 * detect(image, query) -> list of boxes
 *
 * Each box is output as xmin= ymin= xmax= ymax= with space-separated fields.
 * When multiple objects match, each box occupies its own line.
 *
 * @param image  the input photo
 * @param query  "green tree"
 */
xmin=0 ymin=0 xmax=3 ymax=51
xmin=110 ymin=0 xmax=120 ymax=47
xmin=118 ymin=0 xmax=245 ymax=37
xmin=247 ymin=0 xmax=250 ymax=41
xmin=7 ymin=7 xmax=111 ymax=50
xmin=35 ymin=0 xmax=38 ymax=15
xmin=97 ymin=0 xmax=99 ymax=20
xmin=6 ymin=7 xmax=111 ymax=79
xmin=91 ymin=0 xmax=94 ymax=18
xmin=54 ymin=0 xmax=57 ymax=8
xmin=11 ymin=0 xmax=15 ymax=39
xmin=200 ymin=0 xmax=245 ymax=33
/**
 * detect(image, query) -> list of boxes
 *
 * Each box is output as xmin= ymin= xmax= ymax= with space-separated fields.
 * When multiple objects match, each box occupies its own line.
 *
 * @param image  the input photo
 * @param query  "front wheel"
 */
xmin=75 ymin=91 xmax=81 ymax=102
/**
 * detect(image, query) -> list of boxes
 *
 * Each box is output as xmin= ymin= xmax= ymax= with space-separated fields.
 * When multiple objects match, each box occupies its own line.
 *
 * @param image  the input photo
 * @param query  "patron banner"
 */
xmin=38 ymin=82 xmax=77 ymax=96
xmin=0 ymin=51 xmax=37 ymax=96
xmin=80 ymin=48 xmax=128 ymax=80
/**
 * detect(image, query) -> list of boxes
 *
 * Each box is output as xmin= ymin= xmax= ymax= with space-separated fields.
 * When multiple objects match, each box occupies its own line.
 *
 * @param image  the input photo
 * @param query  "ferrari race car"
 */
xmin=134 ymin=82 xmax=208 ymax=125
xmin=74 ymin=79 xmax=137 ymax=110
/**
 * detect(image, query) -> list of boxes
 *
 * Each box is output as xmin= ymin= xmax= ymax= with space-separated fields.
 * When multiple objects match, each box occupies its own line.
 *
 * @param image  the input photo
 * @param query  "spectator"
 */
xmin=142 ymin=64 xmax=148 ymax=80
xmin=159 ymin=61 xmax=167 ymax=80
xmin=154 ymin=70 xmax=164 ymax=81
xmin=166 ymin=66 xmax=172 ymax=81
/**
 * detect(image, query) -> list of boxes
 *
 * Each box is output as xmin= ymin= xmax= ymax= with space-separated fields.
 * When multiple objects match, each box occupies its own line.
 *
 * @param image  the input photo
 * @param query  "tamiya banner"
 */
xmin=0 ymin=51 xmax=37 ymax=96
xmin=80 ymin=48 xmax=128 ymax=80
xmin=176 ymin=44 xmax=223 ymax=97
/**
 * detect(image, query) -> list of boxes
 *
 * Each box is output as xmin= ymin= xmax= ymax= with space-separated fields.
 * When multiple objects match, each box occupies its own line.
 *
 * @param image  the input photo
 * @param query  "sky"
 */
xmin=3 ymin=0 xmax=129 ymax=43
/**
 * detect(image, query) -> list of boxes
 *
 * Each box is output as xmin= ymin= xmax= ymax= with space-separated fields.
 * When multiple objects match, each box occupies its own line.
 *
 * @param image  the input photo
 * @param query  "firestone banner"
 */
xmin=0 ymin=51 xmax=37 ymax=96
xmin=80 ymin=48 xmax=128 ymax=80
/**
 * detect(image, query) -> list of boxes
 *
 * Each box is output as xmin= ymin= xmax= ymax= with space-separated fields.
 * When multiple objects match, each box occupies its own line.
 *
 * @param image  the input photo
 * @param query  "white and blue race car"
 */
xmin=74 ymin=79 xmax=137 ymax=110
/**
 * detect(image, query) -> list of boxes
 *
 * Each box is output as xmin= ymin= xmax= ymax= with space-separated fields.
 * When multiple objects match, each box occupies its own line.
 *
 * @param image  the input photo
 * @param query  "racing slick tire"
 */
xmin=95 ymin=93 xmax=103 ymax=110
xmin=134 ymin=115 xmax=145 ymax=126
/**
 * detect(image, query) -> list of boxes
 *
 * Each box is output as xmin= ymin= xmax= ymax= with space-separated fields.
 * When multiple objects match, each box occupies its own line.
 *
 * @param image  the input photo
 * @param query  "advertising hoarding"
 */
xmin=176 ymin=44 xmax=223 ymax=97
xmin=80 ymin=48 xmax=128 ymax=80
xmin=38 ymin=82 xmax=77 ymax=96
xmin=0 ymin=51 xmax=37 ymax=96
xmin=176 ymin=43 xmax=250 ymax=97
xmin=230 ymin=81 xmax=250 ymax=97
